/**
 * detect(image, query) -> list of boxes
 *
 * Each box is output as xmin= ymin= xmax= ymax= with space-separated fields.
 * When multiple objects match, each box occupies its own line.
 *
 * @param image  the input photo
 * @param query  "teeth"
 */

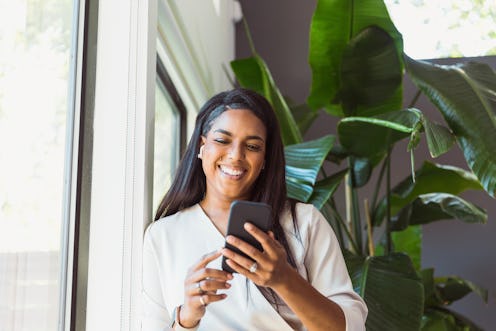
xmin=220 ymin=165 xmax=244 ymax=176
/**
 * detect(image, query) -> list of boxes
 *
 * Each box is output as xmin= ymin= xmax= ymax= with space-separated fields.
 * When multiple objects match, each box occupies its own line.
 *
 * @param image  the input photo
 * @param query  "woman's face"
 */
xmin=200 ymin=109 xmax=267 ymax=202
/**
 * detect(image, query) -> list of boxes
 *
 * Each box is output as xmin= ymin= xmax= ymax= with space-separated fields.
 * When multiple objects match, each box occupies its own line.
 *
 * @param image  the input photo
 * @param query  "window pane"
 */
xmin=385 ymin=0 xmax=496 ymax=59
xmin=0 ymin=0 xmax=77 ymax=330
xmin=153 ymin=78 xmax=180 ymax=213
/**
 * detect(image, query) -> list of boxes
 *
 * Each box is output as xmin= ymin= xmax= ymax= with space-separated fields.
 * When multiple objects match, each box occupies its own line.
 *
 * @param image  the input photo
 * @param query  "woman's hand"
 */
xmin=180 ymin=250 xmax=233 ymax=328
xmin=221 ymin=223 xmax=294 ymax=289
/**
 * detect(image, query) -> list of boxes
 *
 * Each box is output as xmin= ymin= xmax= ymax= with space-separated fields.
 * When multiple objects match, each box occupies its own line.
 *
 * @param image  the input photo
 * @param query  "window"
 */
xmin=385 ymin=0 xmax=496 ymax=59
xmin=153 ymin=58 xmax=187 ymax=214
xmin=0 ymin=0 xmax=79 ymax=330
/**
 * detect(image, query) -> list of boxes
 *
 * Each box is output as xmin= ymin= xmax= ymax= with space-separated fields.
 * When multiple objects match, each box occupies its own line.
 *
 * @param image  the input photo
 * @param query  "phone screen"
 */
xmin=221 ymin=200 xmax=272 ymax=273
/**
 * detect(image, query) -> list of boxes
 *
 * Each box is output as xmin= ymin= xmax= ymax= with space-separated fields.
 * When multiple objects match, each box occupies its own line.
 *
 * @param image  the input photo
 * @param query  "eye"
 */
xmin=247 ymin=144 xmax=262 ymax=152
xmin=214 ymin=138 xmax=229 ymax=145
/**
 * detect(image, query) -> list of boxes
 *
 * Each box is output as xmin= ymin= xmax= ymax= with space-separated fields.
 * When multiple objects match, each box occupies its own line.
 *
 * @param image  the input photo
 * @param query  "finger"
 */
xmin=224 ymin=259 xmax=258 ymax=281
xmin=222 ymin=247 xmax=260 ymax=273
xmin=225 ymin=235 xmax=264 ymax=262
xmin=243 ymin=223 xmax=280 ymax=256
xmin=192 ymin=250 xmax=222 ymax=271
xmin=198 ymin=293 xmax=227 ymax=307
xmin=190 ymin=268 xmax=233 ymax=284
xmin=187 ymin=279 xmax=231 ymax=296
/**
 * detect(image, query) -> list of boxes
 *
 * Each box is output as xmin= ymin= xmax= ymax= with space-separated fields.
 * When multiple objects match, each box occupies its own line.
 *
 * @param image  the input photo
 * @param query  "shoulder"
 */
xmin=279 ymin=201 xmax=329 ymax=240
xmin=288 ymin=202 xmax=325 ymax=229
xmin=145 ymin=204 xmax=200 ymax=241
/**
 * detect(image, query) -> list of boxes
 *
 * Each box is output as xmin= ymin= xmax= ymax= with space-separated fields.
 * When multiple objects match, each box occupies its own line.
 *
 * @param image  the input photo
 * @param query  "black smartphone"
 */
xmin=221 ymin=200 xmax=272 ymax=273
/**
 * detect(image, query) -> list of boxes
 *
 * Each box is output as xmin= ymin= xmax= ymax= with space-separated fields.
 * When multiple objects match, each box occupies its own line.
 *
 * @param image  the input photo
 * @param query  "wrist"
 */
xmin=271 ymin=266 xmax=300 ymax=293
xmin=178 ymin=305 xmax=201 ymax=329
xmin=170 ymin=305 xmax=200 ymax=331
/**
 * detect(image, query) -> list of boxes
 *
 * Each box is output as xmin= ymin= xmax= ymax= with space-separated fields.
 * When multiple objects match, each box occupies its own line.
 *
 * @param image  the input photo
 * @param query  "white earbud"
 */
xmin=197 ymin=145 xmax=204 ymax=159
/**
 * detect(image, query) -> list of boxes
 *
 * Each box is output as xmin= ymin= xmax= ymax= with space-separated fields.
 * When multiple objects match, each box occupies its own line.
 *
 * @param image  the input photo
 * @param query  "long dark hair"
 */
xmin=154 ymin=88 xmax=297 ymax=268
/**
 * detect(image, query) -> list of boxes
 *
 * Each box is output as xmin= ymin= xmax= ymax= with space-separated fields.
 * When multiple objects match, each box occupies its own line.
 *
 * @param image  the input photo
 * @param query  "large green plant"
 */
xmin=231 ymin=0 xmax=494 ymax=330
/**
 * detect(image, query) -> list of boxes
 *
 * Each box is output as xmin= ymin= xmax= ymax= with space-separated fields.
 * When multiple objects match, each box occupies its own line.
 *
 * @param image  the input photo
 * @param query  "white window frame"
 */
xmin=84 ymin=1 xmax=157 ymax=330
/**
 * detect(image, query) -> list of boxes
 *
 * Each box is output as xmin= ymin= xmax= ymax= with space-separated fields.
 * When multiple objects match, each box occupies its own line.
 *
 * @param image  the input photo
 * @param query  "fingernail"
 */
xmin=227 ymin=273 xmax=233 ymax=280
xmin=225 ymin=282 xmax=231 ymax=288
xmin=226 ymin=236 xmax=234 ymax=243
xmin=244 ymin=222 xmax=253 ymax=230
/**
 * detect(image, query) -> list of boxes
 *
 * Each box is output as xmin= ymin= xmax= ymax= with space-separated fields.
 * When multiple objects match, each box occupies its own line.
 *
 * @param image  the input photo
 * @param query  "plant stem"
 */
xmin=385 ymin=147 xmax=392 ymax=254
xmin=322 ymin=201 xmax=344 ymax=248
xmin=347 ymin=158 xmax=363 ymax=254
xmin=408 ymin=89 xmax=422 ymax=108
xmin=371 ymin=157 xmax=388 ymax=215
xmin=242 ymin=16 xmax=257 ymax=55
xmin=329 ymin=199 xmax=360 ymax=254
xmin=364 ymin=199 xmax=375 ymax=257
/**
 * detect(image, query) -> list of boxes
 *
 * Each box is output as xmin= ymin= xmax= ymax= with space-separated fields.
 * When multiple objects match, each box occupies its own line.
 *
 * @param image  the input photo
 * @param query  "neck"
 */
xmin=199 ymin=195 xmax=234 ymax=236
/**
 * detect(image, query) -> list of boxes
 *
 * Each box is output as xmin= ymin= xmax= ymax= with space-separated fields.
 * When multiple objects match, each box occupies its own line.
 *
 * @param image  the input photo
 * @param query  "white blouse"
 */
xmin=142 ymin=203 xmax=367 ymax=331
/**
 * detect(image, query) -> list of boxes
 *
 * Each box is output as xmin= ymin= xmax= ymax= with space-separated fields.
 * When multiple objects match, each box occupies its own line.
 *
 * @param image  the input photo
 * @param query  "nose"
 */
xmin=227 ymin=143 xmax=245 ymax=160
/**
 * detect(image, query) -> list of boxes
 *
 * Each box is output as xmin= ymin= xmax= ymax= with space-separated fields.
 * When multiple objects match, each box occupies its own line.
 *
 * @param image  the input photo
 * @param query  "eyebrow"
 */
xmin=213 ymin=129 xmax=265 ymax=142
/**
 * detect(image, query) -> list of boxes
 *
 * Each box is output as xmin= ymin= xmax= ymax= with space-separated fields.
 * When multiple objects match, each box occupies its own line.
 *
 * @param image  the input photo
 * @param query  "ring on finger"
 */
xmin=249 ymin=262 xmax=258 ymax=273
xmin=199 ymin=295 xmax=207 ymax=307
xmin=196 ymin=281 xmax=205 ymax=294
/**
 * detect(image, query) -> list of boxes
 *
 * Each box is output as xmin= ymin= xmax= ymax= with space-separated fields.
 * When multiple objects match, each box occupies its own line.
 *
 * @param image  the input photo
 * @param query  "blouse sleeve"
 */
xmin=142 ymin=224 xmax=173 ymax=331
xmin=302 ymin=204 xmax=368 ymax=331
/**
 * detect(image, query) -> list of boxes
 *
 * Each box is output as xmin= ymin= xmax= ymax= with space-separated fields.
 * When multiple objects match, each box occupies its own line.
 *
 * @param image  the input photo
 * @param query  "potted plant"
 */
xmin=229 ymin=0 xmax=495 ymax=329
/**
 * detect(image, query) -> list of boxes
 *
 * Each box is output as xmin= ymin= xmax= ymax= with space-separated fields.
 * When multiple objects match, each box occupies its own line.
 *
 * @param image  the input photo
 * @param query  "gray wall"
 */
xmin=236 ymin=1 xmax=496 ymax=329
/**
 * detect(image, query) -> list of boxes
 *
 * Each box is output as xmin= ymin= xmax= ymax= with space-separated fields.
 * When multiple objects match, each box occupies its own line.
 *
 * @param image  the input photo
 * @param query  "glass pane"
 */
xmin=385 ymin=0 xmax=496 ymax=59
xmin=0 ymin=0 xmax=76 ymax=330
xmin=153 ymin=78 xmax=180 ymax=213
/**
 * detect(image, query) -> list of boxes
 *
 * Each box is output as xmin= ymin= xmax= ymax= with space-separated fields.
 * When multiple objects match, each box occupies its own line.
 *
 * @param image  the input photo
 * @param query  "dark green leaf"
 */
xmin=308 ymin=169 xmax=347 ymax=209
xmin=405 ymin=56 xmax=496 ymax=197
xmin=435 ymin=276 xmax=488 ymax=305
xmin=422 ymin=307 xmax=485 ymax=331
xmin=345 ymin=252 xmax=424 ymax=331
xmin=230 ymin=57 xmax=264 ymax=94
xmin=373 ymin=162 xmax=483 ymax=226
xmin=421 ymin=309 xmax=460 ymax=331
xmin=308 ymin=0 xmax=403 ymax=114
xmin=421 ymin=269 xmax=444 ymax=307
xmin=392 ymin=193 xmax=487 ymax=231
xmin=349 ymin=157 xmax=372 ymax=187
xmin=340 ymin=26 xmax=403 ymax=116
xmin=338 ymin=108 xmax=422 ymax=158
xmin=290 ymin=103 xmax=319 ymax=135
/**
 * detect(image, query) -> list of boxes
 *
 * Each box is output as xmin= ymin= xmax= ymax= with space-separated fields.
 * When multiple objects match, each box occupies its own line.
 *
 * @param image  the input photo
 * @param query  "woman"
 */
xmin=142 ymin=88 xmax=367 ymax=330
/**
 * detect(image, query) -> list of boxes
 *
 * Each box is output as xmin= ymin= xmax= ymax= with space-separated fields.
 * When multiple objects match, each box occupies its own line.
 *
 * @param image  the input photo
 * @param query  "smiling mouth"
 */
xmin=219 ymin=165 xmax=246 ymax=178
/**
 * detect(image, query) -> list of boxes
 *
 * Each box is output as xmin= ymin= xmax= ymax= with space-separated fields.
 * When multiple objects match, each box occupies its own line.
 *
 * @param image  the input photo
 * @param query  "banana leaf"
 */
xmin=290 ymin=103 xmax=319 ymax=136
xmin=405 ymin=56 xmax=496 ymax=197
xmin=345 ymin=252 xmax=424 ymax=331
xmin=423 ymin=117 xmax=455 ymax=158
xmin=308 ymin=0 xmax=403 ymax=114
xmin=391 ymin=193 xmax=487 ymax=231
xmin=340 ymin=26 xmax=403 ymax=116
xmin=392 ymin=226 xmax=422 ymax=270
xmin=422 ymin=309 xmax=484 ymax=331
xmin=421 ymin=269 xmax=487 ymax=331
xmin=284 ymin=135 xmax=335 ymax=201
xmin=308 ymin=169 xmax=347 ymax=209
xmin=338 ymin=108 xmax=422 ymax=159
xmin=373 ymin=162 xmax=483 ymax=226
